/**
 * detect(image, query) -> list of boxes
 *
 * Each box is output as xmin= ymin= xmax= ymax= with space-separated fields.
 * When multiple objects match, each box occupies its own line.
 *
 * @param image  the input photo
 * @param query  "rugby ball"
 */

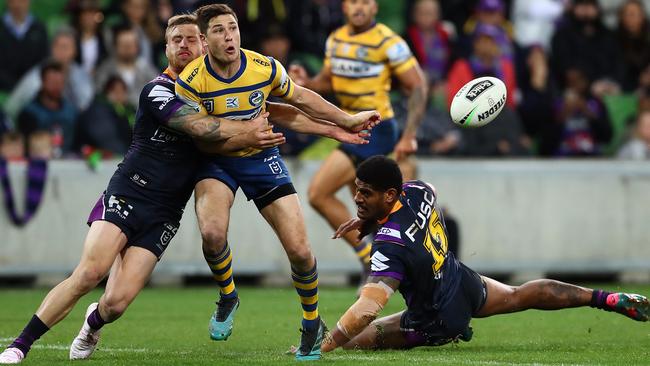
xmin=450 ymin=76 xmax=507 ymax=127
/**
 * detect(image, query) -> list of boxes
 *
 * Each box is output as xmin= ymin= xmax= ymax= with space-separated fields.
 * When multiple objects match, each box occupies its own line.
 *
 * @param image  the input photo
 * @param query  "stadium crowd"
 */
xmin=0 ymin=0 xmax=649 ymax=160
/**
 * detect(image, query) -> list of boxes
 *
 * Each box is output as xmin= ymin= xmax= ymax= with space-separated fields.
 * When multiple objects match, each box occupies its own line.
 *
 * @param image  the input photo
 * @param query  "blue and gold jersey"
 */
xmin=324 ymin=23 xmax=417 ymax=119
xmin=370 ymin=180 xmax=461 ymax=325
xmin=175 ymin=48 xmax=294 ymax=157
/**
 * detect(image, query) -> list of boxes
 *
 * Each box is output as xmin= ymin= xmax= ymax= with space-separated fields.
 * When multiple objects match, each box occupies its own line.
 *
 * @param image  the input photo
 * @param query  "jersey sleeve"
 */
xmin=139 ymin=81 xmax=187 ymax=125
xmin=323 ymin=34 xmax=334 ymax=70
xmin=384 ymin=35 xmax=417 ymax=75
xmin=370 ymin=241 xmax=407 ymax=282
xmin=269 ymin=58 xmax=295 ymax=100
xmin=175 ymin=65 xmax=205 ymax=114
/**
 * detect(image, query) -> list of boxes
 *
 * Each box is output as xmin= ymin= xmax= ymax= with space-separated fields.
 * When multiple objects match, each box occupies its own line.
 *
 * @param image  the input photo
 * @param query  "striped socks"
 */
xmin=291 ymin=262 xmax=319 ymax=330
xmin=204 ymin=243 xmax=238 ymax=300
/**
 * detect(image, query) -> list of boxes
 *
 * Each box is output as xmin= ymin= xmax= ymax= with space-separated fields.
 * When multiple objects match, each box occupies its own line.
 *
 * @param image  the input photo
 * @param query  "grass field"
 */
xmin=1 ymin=285 xmax=649 ymax=365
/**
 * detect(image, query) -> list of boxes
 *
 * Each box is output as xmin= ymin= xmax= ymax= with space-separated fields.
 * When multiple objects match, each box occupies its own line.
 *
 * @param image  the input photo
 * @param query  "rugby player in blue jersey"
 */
xmin=321 ymin=156 xmax=649 ymax=352
xmin=0 ymin=14 xmax=373 ymax=364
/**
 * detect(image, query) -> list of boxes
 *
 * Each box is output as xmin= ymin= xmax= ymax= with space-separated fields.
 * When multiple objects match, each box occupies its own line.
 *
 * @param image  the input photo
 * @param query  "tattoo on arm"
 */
xmin=167 ymin=104 xmax=222 ymax=141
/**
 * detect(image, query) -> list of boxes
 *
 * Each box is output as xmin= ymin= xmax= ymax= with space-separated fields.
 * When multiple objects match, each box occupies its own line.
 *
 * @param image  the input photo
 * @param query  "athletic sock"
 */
xmin=204 ymin=243 xmax=238 ymax=300
xmin=86 ymin=308 xmax=106 ymax=331
xmin=590 ymin=289 xmax=613 ymax=310
xmin=9 ymin=315 xmax=50 ymax=356
xmin=291 ymin=261 xmax=319 ymax=330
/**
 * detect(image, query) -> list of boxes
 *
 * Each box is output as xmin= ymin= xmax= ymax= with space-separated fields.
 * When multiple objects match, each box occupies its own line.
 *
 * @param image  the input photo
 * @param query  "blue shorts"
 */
xmin=338 ymin=118 xmax=398 ymax=166
xmin=196 ymin=147 xmax=296 ymax=210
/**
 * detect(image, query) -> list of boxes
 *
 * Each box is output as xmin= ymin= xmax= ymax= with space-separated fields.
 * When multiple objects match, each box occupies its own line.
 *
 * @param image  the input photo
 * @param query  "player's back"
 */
xmin=116 ymin=71 xmax=200 ymax=210
xmin=370 ymin=180 xmax=462 ymax=326
xmin=325 ymin=23 xmax=416 ymax=120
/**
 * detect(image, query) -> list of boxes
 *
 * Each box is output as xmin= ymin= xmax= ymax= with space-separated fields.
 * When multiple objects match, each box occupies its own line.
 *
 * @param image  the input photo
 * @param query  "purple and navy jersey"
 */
xmin=370 ymin=180 xmax=461 ymax=326
xmin=114 ymin=72 xmax=201 ymax=211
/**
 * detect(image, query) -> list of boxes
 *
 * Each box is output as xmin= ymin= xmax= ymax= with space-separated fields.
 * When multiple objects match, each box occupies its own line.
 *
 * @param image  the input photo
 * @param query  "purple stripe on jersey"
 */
xmin=375 ymin=234 xmax=405 ymax=244
xmin=402 ymin=329 xmax=427 ymax=348
xmin=87 ymin=194 xmax=105 ymax=225
xmin=382 ymin=221 xmax=400 ymax=230
xmin=161 ymin=100 xmax=185 ymax=123
xmin=371 ymin=271 xmax=404 ymax=281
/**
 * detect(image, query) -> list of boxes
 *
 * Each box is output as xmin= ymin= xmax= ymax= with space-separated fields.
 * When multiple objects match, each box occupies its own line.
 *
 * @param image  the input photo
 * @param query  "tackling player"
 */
xmin=289 ymin=0 xmax=428 ymax=273
xmin=174 ymin=4 xmax=381 ymax=360
xmin=0 ymin=14 xmax=371 ymax=364
xmin=322 ymin=156 xmax=649 ymax=351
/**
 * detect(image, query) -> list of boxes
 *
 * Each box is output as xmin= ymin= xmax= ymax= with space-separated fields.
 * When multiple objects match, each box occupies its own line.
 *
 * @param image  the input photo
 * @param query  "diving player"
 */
xmin=289 ymin=0 xmax=428 ymax=272
xmin=0 ymin=14 xmax=371 ymax=364
xmin=322 ymin=156 xmax=649 ymax=351
xmin=174 ymin=4 xmax=380 ymax=360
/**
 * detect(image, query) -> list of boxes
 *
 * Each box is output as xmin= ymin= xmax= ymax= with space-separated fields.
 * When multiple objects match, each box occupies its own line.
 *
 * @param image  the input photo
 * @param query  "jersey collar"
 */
xmin=162 ymin=67 xmax=176 ymax=81
xmin=378 ymin=200 xmax=403 ymax=225
xmin=205 ymin=50 xmax=247 ymax=83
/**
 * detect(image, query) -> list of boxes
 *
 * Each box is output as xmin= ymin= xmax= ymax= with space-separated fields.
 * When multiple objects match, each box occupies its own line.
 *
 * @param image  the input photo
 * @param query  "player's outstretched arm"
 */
xmin=287 ymin=85 xmax=381 ymax=131
xmin=322 ymin=275 xmax=400 ymax=352
xmin=266 ymin=102 xmax=371 ymax=145
xmin=393 ymin=64 xmax=428 ymax=160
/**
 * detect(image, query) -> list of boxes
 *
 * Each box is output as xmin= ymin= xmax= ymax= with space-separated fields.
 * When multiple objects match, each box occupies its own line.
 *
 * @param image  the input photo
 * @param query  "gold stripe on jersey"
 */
xmin=176 ymin=48 xmax=294 ymax=157
xmin=324 ymin=23 xmax=417 ymax=119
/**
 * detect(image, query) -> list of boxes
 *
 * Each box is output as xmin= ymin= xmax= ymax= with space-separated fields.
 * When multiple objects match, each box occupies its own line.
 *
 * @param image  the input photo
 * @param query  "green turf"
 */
xmin=1 ymin=286 xmax=649 ymax=365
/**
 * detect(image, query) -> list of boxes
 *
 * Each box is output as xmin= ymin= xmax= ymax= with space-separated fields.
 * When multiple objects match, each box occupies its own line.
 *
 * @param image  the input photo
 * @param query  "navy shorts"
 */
xmin=400 ymin=263 xmax=487 ymax=347
xmin=338 ymin=118 xmax=398 ymax=167
xmin=195 ymin=147 xmax=296 ymax=210
xmin=87 ymin=177 xmax=182 ymax=259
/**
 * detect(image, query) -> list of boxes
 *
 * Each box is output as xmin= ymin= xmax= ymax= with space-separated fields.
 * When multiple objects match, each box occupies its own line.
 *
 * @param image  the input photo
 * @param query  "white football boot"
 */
xmin=69 ymin=302 xmax=102 ymax=360
xmin=0 ymin=348 xmax=25 ymax=364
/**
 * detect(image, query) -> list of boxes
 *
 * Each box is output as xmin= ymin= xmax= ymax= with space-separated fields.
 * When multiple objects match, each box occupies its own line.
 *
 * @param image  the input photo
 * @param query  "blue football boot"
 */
xmin=295 ymin=317 xmax=327 ymax=361
xmin=209 ymin=297 xmax=240 ymax=341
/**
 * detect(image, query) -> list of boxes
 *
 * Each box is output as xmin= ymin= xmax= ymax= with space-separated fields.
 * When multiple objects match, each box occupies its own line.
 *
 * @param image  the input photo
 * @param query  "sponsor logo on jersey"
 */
xmin=330 ymin=58 xmax=385 ymax=78
xmin=148 ymin=85 xmax=175 ymax=110
xmin=465 ymin=80 xmax=494 ymax=102
xmin=151 ymin=127 xmax=180 ymax=143
xmin=186 ymin=67 xmax=199 ymax=83
xmin=370 ymin=251 xmax=390 ymax=272
xmin=249 ymin=90 xmax=264 ymax=107
xmin=378 ymin=227 xmax=402 ymax=240
xmin=253 ymin=58 xmax=270 ymax=67
xmin=225 ymin=97 xmax=239 ymax=109
xmin=202 ymin=99 xmax=215 ymax=113
xmin=356 ymin=46 xmax=368 ymax=59
xmin=386 ymin=40 xmax=412 ymax=64
xmin=268 ymin=160 xmax=283 ymax=175
xmin=156 ymin=222 xmax=179 ymax=255
xmin=106 ymin=195 xmax=133 ymax=220
xmin=130 ymin=173 xmax=148 ymax=187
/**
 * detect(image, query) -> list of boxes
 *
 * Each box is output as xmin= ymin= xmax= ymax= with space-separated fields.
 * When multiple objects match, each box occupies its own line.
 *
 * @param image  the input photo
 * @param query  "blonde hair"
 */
xmin=165 ymin=14 xmax=198 ymax=42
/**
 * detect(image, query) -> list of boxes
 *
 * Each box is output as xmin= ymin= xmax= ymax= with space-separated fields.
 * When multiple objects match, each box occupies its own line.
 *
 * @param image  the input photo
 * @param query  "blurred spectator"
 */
xmin=286 ymin=0 xmax=343 ymax=57
xmin=229 ymin=0 xmax=288 ymax=49
xmin=259 ymin=24 xmax=292 ymax=65
xmin=460 ymin=0 xmax=514 ymax=60
xmin=616 ymin=0 xmax=650 ymax=92
xmin=5 ymin=27 xmax=94 ymax=120
xmin=546 ymin=68 xmax=612 ymax=156
xmin=551 ymin=0 xmax=624 ymax=91
xmin=459 ymin=107 xmax=531 ymax=156
xmin=0 ymin=0 xmax=48 ymax=92
xmin=95 ymin=24 xmax=158 ymax=108
xmin=447 ymin=23 xmax=517 ymax=109
xmin=27 ymin=130 xmax=53 ymax=159
xmin=0 ymin=131 xmax=25 ymax=161
xmin=118 ymin=0 xmax=163 ymax=65
xmin=617 ymin=110 xmax=650 ymax=159
xmin=516 ymin=46 xmax=555 ymax=150
xmin=74 ymin=76 xmax=134 ymax=155
xmin=638 ymin=64 xmax=650 ymax=111
xmin=405 ymin=0 xmax=455 ymax=85
xmin=16 ymin=61 xmax=77 ymax=157
xmin=0 ymin=110 xmax=8 ymax=135
xmin=68 ymin=0 xmax=108 ymax=76
xmin=511 ymin=0 xmax=566 ymax=50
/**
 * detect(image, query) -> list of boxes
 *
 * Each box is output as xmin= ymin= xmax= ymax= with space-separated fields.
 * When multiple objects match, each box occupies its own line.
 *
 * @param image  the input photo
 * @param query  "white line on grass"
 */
xmin=1 ymin=338 xmax=148 ymax=353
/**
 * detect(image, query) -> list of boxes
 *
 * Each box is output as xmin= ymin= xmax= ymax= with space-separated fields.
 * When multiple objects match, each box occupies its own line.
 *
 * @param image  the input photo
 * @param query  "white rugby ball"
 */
xmin=450 ymin=76 xmax=507 ymax=127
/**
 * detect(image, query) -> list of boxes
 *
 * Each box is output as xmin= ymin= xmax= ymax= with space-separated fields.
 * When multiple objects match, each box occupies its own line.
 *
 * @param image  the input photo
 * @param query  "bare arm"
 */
xmin=393 ymin=65 xmax=428 ymax=160
xmin=322 ymin=275 xmax=400 ymax=352
xmin=167 ymin=104 xmax=246 ymax=141
xmin=266 ymin=102 xmax=370 ymax=145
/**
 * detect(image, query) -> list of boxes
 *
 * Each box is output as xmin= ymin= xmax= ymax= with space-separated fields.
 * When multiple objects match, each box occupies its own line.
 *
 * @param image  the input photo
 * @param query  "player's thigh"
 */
xmin=103 ymin=246 xmax=158 ymax=305
xmin=308 ymin=149 xmax=356 ymax=198
xmin=72 ymin=221 xmax=128 ymax=282
xmin=194 ymin=178 xmax=235 ymax=238
xmin=260 ymin=193 xmax=310 ymax=251
xmin=474 ymin=275 xmax=517 ymax=318
xmin=343 ymin=311 xmax=408 ymax=350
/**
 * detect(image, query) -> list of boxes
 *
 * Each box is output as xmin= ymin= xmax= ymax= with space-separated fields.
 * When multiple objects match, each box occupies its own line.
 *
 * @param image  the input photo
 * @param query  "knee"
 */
xmin=72 ymin=267 xmax=105 ymax=294
xmin=286 ymin=245 xmax=314 ymax=269
xmin=200 ymin=225 xmax=227 ymax=254
xmin=307 ymin=185 xmax=326 ymax=210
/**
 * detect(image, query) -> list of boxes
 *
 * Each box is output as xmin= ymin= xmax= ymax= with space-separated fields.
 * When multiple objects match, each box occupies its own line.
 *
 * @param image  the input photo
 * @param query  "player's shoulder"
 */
xmin=376 ymin=215 xmax=409 ymax=247
xmin=330 ymin=24 xmax=348 ymax=39
xmin=374 ymin=23 xmax=398 ymax=38
xmin=242 ymin=48 xmax=278 ymax=71
xmin=178 ymin=56 xmax=206 ymax=86
xmin=403 ymin=180 xmax=437 ymax=201
xmin=141 ymin=73 xmax=174 ymax=101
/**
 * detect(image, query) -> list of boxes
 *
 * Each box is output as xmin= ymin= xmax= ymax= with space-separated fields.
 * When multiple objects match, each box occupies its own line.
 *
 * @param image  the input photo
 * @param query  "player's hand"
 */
xmin=393 ymin=135 xmax=417 ymax=161
xmin=345 ymin=110 xmax=381 ymax=132
xmin=288 ymin=64 xmax=309 ymax=86
xmin=329 ymin=126 xmax=371 ymax=145
xmin=245 ymin=112 xmax=286 ymax=149
xmin=333 ymin=217 xmax=364 ymax=239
